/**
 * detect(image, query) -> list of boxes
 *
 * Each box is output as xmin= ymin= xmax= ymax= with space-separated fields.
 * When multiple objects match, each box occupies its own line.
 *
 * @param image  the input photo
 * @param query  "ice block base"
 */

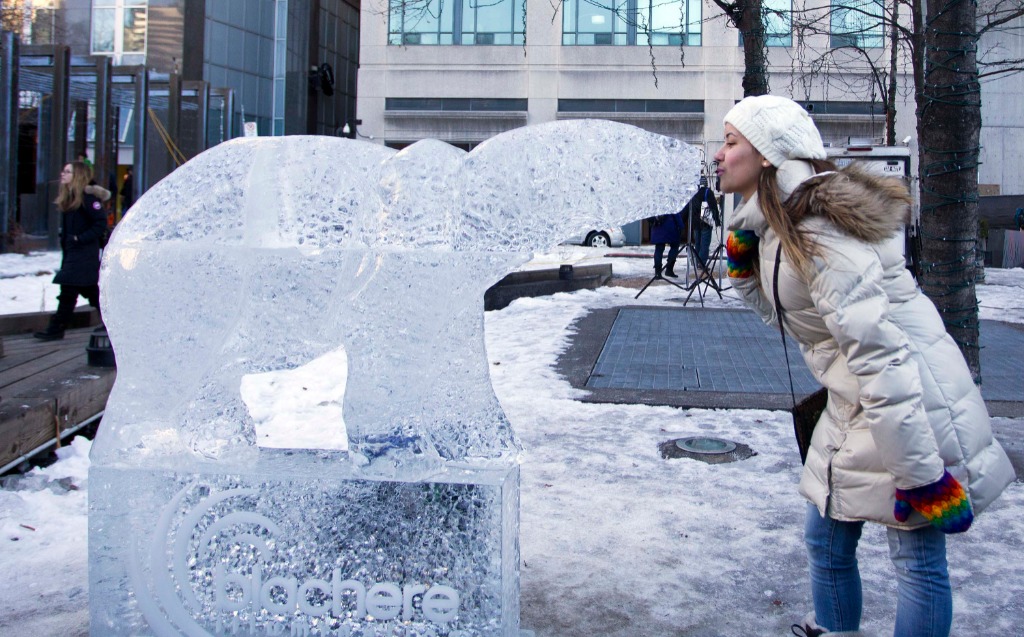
xmin=89 ymin=461 xmax=519 ymax=637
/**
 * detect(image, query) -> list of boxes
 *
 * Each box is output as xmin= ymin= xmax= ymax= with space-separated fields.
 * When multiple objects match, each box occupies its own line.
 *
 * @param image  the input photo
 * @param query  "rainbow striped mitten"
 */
xmin=893 ymin=470 xmax=973 ymax=534
xmin=726 ymin=230 xmax=759 ymax=279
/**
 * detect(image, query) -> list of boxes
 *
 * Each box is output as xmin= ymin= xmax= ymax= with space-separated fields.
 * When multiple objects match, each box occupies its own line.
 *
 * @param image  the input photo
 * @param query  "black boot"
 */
xmin=664 ymin=261 xmax=678 ymax=277
xmin=33 ymin=318 xmax=65 ymax=341
xmin=653 ymin=266 xmax=663 ymax=279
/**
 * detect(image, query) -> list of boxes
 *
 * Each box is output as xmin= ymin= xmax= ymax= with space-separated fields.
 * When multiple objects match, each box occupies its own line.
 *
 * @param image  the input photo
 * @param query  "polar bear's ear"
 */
xmin=374 ymin=139 xmax=466 ymax=250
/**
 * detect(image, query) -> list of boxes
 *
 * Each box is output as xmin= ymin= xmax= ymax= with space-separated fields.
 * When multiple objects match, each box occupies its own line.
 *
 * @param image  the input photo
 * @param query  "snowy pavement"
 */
xmin=1 ymin=249 xmax=1022 ymax=636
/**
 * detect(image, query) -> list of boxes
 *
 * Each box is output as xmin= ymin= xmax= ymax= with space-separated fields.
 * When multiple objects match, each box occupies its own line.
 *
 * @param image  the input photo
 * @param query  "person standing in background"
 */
xmin=120 ymin=167 xmax=135 ymax=216
xmin=649 ymin=210 xmax=685 ymax=278
xmin=34 ymin=161 xmax=110 ymax=341
xmin=76 ymin=153 xmax=93 ymax=174
xmin=683 ymin=176 xmax=722 ymax=276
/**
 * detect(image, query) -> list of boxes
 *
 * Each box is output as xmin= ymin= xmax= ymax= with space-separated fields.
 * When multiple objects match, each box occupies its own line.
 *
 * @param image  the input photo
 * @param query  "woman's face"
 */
xmin=60 ymin=164 xmax=74 ymax=186
xmin=713 ymin=124 xmax=766 ymax=200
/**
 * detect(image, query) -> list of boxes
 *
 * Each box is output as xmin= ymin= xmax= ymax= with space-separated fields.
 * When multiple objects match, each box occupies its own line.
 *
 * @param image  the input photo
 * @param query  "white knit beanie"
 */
xmin=723 ymin=95 xmax=827 ymax=167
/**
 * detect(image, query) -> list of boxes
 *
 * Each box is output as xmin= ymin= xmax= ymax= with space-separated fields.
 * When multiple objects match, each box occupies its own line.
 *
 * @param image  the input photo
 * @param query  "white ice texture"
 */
xmin=93 ymin=120 xmax=700 ymax=471
xmin=89 ymin=122 xmax=697 ymax=636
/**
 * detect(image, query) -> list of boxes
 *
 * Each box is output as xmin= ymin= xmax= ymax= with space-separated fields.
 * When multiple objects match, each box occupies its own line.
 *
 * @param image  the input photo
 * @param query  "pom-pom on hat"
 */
xmin=724 ymin=95 xmax=827 ymax=168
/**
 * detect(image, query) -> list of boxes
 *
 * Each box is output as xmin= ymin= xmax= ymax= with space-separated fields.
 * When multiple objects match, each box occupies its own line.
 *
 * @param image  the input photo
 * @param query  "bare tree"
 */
xmin=782 ymin=0 xmax=1021 ymax=378
xmin=975 ymin=0 xmax=1024 ymax=79
xmin=914 ymin=0 xmax=1020 ymax=379
xmin=711 ymin=0 xmax=772 ymax=95
xmin=783 ymin=0 xmax=915 ymax=145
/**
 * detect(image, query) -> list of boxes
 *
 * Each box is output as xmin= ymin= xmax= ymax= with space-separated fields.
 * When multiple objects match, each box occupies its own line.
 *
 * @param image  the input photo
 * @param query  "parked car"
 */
xmin=563 ymin=227 xmax=626 ymax=248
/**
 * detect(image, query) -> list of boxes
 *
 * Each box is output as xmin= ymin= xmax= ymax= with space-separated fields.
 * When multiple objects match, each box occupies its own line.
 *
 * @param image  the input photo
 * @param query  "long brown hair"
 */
xmin=757 ymin=158 xmax=837 ymax=276
xmin=55 ymin=161 xmax=91 ymax=212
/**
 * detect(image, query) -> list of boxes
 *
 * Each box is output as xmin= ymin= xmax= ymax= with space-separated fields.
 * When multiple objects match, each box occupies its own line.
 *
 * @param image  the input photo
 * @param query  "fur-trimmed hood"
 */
xmin=728 ymin=159 xmax=912 ymax=244
xmin=791 ymin=163 xmax=912 ymax=243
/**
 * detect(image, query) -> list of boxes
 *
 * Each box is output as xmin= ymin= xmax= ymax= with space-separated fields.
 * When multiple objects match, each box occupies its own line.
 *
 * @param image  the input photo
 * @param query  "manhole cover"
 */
xmin=659 ymin=436 xmax=754 ymax=464
xmin=674 ymin=437 xmax=737 ymax=455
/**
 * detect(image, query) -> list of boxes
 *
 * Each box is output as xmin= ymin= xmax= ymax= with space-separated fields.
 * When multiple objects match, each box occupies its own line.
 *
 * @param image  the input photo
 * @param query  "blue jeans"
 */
xmin=804 ymin=503 xmax=952 ymax=636
xmin=693 ymin=224 xmax=713 ymax=267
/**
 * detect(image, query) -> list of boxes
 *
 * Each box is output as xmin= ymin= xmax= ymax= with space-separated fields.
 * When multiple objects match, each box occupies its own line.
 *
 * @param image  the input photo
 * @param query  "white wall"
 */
xmin=356 ymin=0 xmax=938 ymax=194
xmin=978 ymin=16 xmax=1024 ymax=195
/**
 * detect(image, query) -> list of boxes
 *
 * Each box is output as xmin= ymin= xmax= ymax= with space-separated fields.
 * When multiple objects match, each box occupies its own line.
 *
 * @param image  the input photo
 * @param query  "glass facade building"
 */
xmin=12 ymin=0 xmax=358 ymax=137
xmin=7 ymin=0 xmax=360 ymax=238
xmin=189 ymin=0 xmax=359 ymax=138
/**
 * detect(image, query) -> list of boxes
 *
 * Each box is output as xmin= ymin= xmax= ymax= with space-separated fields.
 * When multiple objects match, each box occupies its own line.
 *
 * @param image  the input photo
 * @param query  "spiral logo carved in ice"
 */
xmin=129 ymin=486 xmax=278 ymax=637
xmin=130 ymin=485 xmax=462 ymax=633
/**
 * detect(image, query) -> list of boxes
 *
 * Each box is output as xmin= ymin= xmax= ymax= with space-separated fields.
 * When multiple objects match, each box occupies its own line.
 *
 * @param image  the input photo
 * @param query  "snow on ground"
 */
xmin=0 ymin=251 xmax=64 ymax=314
xmin=977 ymin=267 xmax=1024 ymax=324
xmin=0 ymin=250 xmax=1022 ymax=636
xmin=483 ymin=277 xmax=1024 ymax=636
xmin=0 ymin=438 xmax=90 ymax=636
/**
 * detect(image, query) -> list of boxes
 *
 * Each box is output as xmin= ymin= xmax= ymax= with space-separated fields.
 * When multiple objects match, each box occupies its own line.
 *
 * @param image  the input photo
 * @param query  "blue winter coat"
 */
xmin=650 ymin=212 xmax=684 ymax=244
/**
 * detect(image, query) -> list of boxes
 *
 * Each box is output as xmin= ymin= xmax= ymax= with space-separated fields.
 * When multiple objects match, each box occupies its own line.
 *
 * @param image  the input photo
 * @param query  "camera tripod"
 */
xmin=682 ymin=169 xmax=730 ymax=307
xmin=635 ymin=163 xmax=731 ymax=303
xmin=633 ymin=259 xmax=689 ymax=299
xmin=682 ymin=231 xmax=727 ymax=307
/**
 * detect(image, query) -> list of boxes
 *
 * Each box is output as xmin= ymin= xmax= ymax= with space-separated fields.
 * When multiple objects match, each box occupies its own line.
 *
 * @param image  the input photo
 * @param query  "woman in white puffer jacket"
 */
xmin=716 ymin=95 xmax=1015 ymax=637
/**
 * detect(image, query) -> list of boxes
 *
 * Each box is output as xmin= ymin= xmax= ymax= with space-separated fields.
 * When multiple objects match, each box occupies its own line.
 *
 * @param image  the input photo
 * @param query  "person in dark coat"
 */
xmin=120 ymin=167 xmax=134 ymax=215
xmin=683 ymin=176 xmax=722 ymax=275
xmin=649 ymin=210 xmax=685 ymax=277
xmin=34 ymin=161 xmax=111 ymax=341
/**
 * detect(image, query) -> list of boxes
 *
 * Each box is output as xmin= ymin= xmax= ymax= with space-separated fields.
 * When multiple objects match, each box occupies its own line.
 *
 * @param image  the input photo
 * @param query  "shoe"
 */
xmin=791 ymin=613 xmax=827 ymax=637
xmin=664 ymin=269 xmax=678 ymax=278
xmin=33 ymin=319 xmax=65 ymax=341
xmin=791 ymin=612 xmax=863 ymax=637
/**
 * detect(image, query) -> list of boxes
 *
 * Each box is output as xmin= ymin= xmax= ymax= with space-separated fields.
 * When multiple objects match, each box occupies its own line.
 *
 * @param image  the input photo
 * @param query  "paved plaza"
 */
xmin=558 ymin=306 xmax=1024 ymax=418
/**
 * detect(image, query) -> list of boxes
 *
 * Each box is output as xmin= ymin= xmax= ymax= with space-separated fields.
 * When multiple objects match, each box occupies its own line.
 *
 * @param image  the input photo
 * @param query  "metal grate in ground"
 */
xmin=978 ymin=321 xmax=1024 ymax=401
xmin=586 ymin=307 xmax=1023 ymax=402
xmin=586 ymin=308 xmax=819 ymax=394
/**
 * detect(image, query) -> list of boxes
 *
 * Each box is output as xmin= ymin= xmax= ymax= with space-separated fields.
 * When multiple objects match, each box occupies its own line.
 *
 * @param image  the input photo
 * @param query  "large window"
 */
xmin=764 ymin=0 xmax=792 ymax=46
xmin=736 ymin=0 xmax=791 ymax=47
xmin=557 ymin=98 xmax=703 ymax=113
xmin=562 ymin=0 xmax=702 ymax=46
xmin=91 ymin=0 xmax=148 ymax=60
xmin=830 ymin=0 xmax=884 ymax=48
xmin=389 ymin=0 xmax=525 ymax=45
xmin=386 ymin=98 xmax=528 ymax=110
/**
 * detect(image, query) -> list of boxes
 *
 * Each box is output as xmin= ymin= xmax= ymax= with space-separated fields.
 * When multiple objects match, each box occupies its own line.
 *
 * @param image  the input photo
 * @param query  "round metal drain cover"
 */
xmin=675 ymin=437 xmax=737 ymax=455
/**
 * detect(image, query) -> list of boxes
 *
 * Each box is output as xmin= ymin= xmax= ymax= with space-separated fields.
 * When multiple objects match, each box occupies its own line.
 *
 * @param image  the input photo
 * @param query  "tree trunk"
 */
xmin=738 ymin=0 xmax=769 ymax=96
xmin=885 ymin=0 xmax=899 ymax=145
xmin=710 ymin=0 xmax=769 ymax=96
xmin=916 ymin=0 xmax=983 ymax=380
